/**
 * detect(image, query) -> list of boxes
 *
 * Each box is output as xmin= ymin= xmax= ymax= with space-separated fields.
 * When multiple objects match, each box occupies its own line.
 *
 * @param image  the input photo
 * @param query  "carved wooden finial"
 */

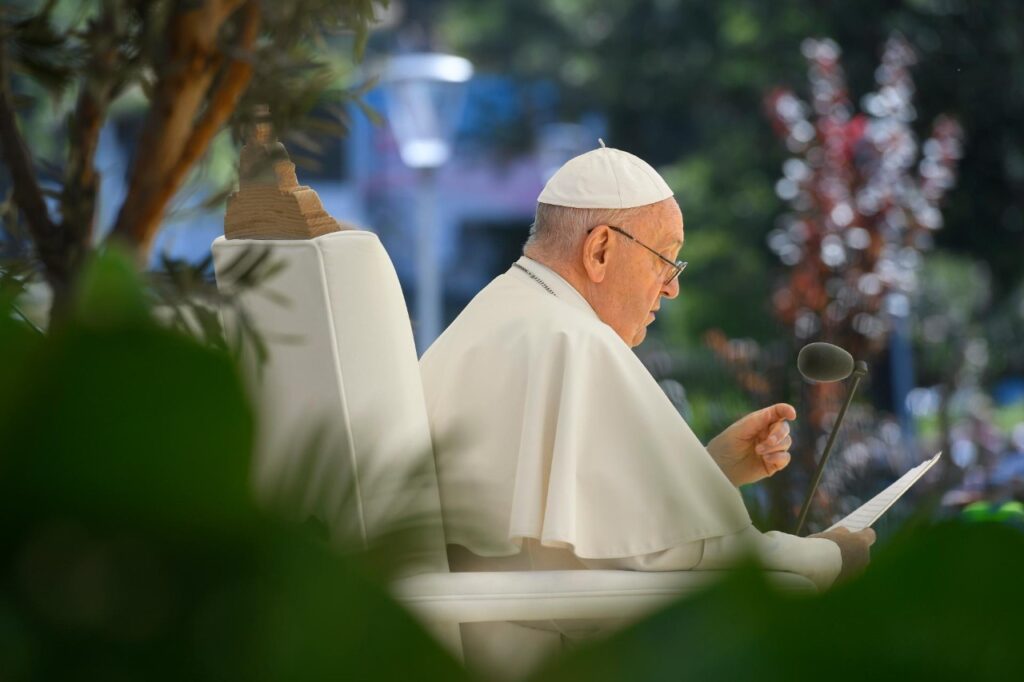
xmin=252 ymin=104 xmax=272 ymax=144
xmin=224 ymin=105 xmax=348 ymax=240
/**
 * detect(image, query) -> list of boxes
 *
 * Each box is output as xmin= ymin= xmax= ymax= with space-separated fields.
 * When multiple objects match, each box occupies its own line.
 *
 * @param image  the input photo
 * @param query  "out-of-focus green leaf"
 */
xmin=0 ymin=261 xmax=464 ymax=680
xmin=534 ymin=522 xmax=1024 ymax=681
xmin=73 ymin=246 xmax=152 ymax=328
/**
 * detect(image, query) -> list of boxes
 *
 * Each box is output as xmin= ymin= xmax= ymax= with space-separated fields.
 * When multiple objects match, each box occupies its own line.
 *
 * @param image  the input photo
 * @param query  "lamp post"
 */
xmin=380 ymin=53 xmax=473 ymax=354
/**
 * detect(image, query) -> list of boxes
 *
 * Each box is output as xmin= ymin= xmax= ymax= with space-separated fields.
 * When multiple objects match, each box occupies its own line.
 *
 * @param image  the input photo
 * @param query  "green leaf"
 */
xmin=73 ymin=246 xmax=152 ymax=328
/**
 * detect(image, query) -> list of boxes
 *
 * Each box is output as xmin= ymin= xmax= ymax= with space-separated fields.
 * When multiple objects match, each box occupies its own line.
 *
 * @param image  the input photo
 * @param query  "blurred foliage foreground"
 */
xmin=1 ymin=251 xmax=1023 ymax=680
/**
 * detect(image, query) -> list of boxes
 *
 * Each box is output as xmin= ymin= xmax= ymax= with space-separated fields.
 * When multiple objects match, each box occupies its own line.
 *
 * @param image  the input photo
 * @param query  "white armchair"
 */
xmin=211 ymin=230 xmax=815 ymax=659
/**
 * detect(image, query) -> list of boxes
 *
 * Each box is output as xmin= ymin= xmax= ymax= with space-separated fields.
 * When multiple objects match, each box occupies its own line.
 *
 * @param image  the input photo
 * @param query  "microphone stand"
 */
xmin=793 ymin=361 xmax=869 ymax=535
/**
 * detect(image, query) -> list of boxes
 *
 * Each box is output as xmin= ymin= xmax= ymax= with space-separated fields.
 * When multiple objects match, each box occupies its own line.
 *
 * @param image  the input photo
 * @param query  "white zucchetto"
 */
xmin=537 ymin=141 xmax=674 ymax=209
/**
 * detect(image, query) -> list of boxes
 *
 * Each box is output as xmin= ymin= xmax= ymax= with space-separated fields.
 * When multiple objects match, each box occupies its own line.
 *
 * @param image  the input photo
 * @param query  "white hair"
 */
xmin=523 ymin=202 xmax=646 ymax=261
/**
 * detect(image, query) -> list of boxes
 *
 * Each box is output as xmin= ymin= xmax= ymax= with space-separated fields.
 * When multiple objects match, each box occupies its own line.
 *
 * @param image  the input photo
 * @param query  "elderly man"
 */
xmin=420 ymin=144 xmax=873 ymax=672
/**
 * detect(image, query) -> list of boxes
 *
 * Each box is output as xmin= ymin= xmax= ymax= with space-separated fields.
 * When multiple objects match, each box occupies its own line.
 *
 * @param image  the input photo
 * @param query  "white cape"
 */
xmin=420 ymin=257 xmax=753 ymax=559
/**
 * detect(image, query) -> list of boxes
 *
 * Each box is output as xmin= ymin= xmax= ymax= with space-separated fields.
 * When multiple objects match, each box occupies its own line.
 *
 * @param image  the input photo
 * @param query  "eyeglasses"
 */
xmin=588 ymin=225 xmax=688 ymax=285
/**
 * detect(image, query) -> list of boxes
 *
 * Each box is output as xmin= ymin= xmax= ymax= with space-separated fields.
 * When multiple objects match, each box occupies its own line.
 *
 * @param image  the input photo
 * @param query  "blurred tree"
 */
xmin=987 ymin=279 xmax=1024 ymax=380
xmin=765 ymin=35 xmax=962 ymax=365
xmin=913 ymin=252 xmax=991 ymax=465
xmin=0 ymin=0 xmax=384 ymax=322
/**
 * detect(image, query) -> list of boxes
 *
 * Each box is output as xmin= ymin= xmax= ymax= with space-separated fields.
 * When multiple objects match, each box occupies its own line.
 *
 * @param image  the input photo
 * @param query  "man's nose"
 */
xmin=662 ymin=275 xmax=680 ymax=300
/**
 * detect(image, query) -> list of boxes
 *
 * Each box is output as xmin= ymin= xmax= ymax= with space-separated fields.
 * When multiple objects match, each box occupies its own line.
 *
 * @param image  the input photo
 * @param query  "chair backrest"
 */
xmin=211 ymin=231 xmax=448 ymax=573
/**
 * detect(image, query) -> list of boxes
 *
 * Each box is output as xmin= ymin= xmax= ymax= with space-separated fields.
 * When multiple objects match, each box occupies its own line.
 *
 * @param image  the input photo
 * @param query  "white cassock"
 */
xmin=420 ymin=256 xmax=841 ymax=674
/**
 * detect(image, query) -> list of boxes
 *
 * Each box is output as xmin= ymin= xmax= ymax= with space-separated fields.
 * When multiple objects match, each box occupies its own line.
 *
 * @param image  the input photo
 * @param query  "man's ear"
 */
xmin=582 ymin=225 xmax=612 ymax=283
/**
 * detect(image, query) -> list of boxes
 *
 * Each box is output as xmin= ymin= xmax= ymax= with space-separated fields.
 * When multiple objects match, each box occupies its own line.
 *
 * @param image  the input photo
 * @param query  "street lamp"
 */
xmin=380 ymin=53 xmax=473 ymax=353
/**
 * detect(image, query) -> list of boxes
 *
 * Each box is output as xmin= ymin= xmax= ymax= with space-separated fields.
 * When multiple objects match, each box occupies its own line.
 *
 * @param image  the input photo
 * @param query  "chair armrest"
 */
xmin=393 ymin=569 xmax=815 ymax=625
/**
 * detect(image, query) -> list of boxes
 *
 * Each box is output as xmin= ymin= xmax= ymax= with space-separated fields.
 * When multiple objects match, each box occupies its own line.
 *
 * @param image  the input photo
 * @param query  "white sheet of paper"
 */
xmin=826 ymin=451 xmax=943 ymax=532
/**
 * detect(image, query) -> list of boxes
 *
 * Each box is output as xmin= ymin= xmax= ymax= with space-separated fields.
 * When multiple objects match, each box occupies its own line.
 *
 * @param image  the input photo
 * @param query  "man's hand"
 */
xmin=705 ymin=403 xmax=796 ymax=486
xmin=810 ymin=527 xmax=876 ymax=582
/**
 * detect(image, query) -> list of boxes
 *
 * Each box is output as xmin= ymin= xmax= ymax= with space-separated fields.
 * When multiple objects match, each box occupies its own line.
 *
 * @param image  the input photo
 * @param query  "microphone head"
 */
xmin=798 ymin=342 xmax=855 ymax=383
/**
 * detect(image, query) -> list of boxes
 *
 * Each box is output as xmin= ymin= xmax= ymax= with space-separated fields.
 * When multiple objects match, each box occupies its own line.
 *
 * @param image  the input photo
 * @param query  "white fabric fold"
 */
xmin=421 ymin=257 xmax=752 ymax=559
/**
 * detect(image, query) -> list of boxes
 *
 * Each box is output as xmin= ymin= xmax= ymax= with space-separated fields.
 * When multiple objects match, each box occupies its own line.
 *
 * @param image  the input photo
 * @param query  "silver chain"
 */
xmin=512 ymin=262 xmax=556 ymax=297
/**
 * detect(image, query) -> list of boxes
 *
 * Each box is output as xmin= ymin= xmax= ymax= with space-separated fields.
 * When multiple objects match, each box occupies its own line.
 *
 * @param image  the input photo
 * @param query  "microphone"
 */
xmin=793 ymin=342 xmax=869 ymax=535
xmin=797 ymin=342 xmax=854 ymax=383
